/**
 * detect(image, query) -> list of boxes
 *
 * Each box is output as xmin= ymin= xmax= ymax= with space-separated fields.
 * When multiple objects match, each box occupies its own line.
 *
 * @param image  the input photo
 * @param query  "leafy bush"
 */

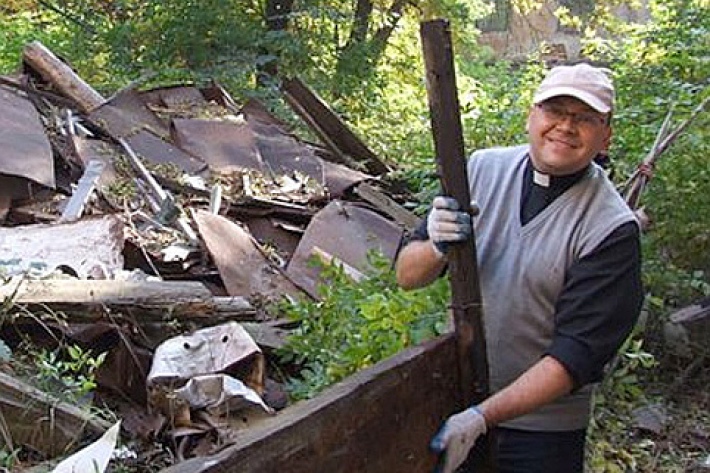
xmin=277 ymin=253 xmax=450 ymax=400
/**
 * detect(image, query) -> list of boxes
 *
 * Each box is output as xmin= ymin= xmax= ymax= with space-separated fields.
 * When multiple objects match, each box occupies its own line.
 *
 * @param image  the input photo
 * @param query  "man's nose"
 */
xmin=556 ymin=112 xmax=578 ymax=130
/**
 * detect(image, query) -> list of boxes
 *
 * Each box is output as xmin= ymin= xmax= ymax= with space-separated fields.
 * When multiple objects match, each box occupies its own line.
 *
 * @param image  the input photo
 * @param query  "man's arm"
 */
xmin=395 ymin=240 xmax=447 ymax=289
xmin=396 ymin=196 xmax=473 ymax=290
xmin=478 ymin=355 xmax=574 ymax=425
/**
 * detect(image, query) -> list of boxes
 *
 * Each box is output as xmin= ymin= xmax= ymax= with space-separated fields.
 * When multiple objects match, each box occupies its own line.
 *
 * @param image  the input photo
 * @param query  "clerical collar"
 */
xmin=533 ymin=169 xmax=550 ymax=187
xmin=528 ymin=163 xmax=590 ymax=190
xmin=521 ymin=159 xmax=592 ymax=225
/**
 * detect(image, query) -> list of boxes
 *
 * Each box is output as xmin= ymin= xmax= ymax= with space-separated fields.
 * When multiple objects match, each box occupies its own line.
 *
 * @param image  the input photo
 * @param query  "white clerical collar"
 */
xmin=533 ymin=169 xmax=550 ymax=187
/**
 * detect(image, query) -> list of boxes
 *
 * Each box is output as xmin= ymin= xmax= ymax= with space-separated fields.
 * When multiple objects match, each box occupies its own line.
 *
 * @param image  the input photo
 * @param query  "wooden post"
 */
xmin=421 ymin=19 xmax=494 ymax=471
xmin=22 ymin=40 xmax=106 ymax=113
xmin=420 ymin=17 xmax=489 ymax=411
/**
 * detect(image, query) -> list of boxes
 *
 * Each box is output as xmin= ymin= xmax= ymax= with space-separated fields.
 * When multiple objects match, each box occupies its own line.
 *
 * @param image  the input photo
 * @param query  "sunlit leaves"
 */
xmin=277 ymin=252 xmax=450 ymax=400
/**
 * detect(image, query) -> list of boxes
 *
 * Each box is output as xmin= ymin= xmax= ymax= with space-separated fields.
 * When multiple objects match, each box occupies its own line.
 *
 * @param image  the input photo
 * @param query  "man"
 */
xmin=395 ymin=63 xmax=643 ymax=473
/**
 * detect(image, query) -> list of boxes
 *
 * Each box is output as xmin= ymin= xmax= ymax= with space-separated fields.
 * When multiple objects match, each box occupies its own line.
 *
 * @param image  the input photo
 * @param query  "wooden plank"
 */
xmin=0 ymin=279 xmax=256 ymax=322
xmin=0 ymin=278 xmax=210 ymax=304
xmin=421 ymin=19 xmax=489 ymax=407
xmin=161 ymin=335 xmax=459 ymax=473
xmin=281 ymin=77 xmax=391 ymax=175
xmin=22 ymin=41 xmax=105 ymax=113
xmin=0 ymin=371 xmax=112 ymax=457
xmin=354 ymin=182 xmax=421 ymax=231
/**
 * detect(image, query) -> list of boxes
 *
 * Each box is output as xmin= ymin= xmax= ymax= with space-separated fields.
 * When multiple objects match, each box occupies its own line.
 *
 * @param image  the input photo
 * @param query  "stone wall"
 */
xmin=477 ymin=1 xmax=650 ymax=62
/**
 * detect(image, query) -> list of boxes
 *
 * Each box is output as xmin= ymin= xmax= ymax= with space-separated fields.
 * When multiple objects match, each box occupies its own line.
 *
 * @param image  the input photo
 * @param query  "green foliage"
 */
xmin=574 ymin=0 xmax=710 ymax=277
xmin=0 ymin=10 xmax=73 ymax=74
xmin=277 ymin=252 xmax=450 ymax=400
xmin=587 ymin=337 xmax=658 ymax=472
xmin=33 ymin=345 xmax=107 ymax=400
xmin=0 ymin=448 xmax=20 ymax=469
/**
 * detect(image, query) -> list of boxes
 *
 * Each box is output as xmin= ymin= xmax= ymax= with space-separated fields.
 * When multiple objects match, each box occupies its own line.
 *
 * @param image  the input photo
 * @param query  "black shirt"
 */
xmin=408 ymin=159 xmax=643 ymax=388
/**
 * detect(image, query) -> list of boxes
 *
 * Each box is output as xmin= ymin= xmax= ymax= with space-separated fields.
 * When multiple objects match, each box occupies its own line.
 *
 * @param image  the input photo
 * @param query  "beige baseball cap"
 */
xmin=533 ymin=63 xmax=615 ymax=113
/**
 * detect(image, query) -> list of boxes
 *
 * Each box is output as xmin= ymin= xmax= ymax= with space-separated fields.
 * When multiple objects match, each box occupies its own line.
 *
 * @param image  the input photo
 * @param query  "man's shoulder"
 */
xmin=470 ymin=144 xmax=529 ymax=161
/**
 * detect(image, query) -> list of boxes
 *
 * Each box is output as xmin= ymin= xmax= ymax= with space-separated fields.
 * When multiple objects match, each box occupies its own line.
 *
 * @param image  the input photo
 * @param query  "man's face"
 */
xmin=526 ymin=96 xmax=612 ymax=176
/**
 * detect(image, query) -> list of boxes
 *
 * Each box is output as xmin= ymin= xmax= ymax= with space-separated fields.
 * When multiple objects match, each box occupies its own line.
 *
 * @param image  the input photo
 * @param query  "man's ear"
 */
xmin=603 ymin=127 xmax=613 ymax=150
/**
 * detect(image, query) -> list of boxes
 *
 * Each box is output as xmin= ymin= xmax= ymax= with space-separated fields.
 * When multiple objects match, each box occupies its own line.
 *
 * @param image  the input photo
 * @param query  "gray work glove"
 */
xmin=430 ymin=406 xmax=488 ymax=473
xmin=426 ymin=196 xmax=475 ymax=257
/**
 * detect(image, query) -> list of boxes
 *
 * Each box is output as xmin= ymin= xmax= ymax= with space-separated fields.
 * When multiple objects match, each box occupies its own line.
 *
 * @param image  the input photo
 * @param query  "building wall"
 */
xmin=477 ymin=1 xmax=650 ymax=62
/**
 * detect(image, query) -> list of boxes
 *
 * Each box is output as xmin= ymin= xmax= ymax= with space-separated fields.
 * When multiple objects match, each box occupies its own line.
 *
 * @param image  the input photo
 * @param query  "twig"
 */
xmin=622 ymin=92 xmax=709 ymax=209
xmin=35 ymin=0 xmax=97 ymax=34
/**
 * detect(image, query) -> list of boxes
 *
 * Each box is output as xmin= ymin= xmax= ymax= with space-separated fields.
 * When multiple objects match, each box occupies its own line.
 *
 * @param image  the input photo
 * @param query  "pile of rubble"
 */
xmin=0 ymin=41 xmax=420 ymax=470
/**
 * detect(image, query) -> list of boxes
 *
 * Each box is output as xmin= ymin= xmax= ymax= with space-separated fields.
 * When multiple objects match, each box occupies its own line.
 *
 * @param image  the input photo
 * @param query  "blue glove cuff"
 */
xmin=469 ymin=405 xmax=485 ymax=421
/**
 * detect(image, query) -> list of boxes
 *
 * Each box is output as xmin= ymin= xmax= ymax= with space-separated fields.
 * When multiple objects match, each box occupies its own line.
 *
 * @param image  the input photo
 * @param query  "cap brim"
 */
xmin=533 ymin=87 xmax=611 ymax=113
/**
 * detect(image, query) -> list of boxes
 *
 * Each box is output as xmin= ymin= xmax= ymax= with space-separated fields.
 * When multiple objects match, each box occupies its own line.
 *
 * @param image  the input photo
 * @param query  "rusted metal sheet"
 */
xmin=141 ymin=85 xmax=208 ymax=109
xmin=161 ymin=335 xmax=458 ymax=473
xmin=202 ymin=82 xmax=241 ymax=113
xmin=171 ymin=118 xmax=263 ymax=170
xmin=239 ymin=98 xmax=288 ymax=127
xmin=88 ymin=98 xmax=207 ymax=174
xmin=250 ymin=119 xmax=371 ymax=196
xmin=286 ymin=201 xmax=404 ymax=298
xmin=0 ymin=86 xmax=55 ymax=192
xmin=242 ymin=216 xmax=303 ymax=261
xmin=193 ymin=210 xmax=304 ymax=300
xmin=0 ymin=175 xmax=37 ymax=202
xmin=354 ymin=182 xmax=421 ymax=231
xmin=104 ymin=88 xmax=171 ymax=138
xmin=172 ymin=118 xmax=369 ymax=197
xmin=249 ymin=120 xmax=323 ymax=178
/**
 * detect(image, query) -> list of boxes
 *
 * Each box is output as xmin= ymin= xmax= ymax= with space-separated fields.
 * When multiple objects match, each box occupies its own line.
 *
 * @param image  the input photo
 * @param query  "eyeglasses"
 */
xmin=536 ymin=102 xmax=607 ymax=128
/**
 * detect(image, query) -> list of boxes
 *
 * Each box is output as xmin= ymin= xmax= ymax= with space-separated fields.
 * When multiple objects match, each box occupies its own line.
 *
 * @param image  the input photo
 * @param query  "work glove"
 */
xmin=426 ymin=196 xmax=475 ymax=257
xmin=430 ymin=406 xmax=487 ymax=473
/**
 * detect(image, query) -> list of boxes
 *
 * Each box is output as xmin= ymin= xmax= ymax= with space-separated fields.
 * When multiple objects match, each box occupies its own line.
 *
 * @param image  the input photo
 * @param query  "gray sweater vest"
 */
xmin=467 ymin=145 xmax=636 ymax=430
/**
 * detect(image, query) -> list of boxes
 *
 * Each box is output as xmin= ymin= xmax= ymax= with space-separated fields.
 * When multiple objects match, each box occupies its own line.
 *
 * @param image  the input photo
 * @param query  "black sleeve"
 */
xmin=407 ymin=213 xmax=430 ymax=243
xmin=545 ymin=221 xmax=643 ymax=388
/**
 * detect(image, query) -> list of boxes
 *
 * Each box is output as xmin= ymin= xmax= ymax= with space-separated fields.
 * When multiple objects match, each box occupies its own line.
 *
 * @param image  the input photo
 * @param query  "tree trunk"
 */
xmin=259 ymin=0 xmax=295 ymax=84
xmin=333 ymin=0 xmax=406 ymax=96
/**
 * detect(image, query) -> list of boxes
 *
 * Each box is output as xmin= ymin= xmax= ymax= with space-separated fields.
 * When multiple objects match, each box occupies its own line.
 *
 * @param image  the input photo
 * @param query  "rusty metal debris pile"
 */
xmin=0 ymin=41 xmax=420 ymax=470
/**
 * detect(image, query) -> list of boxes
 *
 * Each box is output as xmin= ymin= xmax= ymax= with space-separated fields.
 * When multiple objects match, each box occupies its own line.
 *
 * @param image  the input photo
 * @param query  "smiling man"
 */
xmin=395 ymin=63 xmax=643 ymax=473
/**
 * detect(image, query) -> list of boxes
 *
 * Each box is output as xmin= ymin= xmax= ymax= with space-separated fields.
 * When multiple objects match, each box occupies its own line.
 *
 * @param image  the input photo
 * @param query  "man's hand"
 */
xmin=426 ymin=196 xmax=475 ymax=257
xmin=430 ymin=406 xmax=487 ymax=473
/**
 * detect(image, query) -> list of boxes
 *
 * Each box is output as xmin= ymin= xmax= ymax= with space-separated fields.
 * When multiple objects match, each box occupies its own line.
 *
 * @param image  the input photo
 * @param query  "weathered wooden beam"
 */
xmin=0 ymin=371 xmax=111 ymax=457
xmin=0 ymin=279 xmax=256 ymax=322
xmin=420 ymin=18 xmax=489 ymax=408
xmin=0 ymin=278 xmax=213 ymax=304
xmin=354 ymin=182 xmax=421 ymax=231
xmin=22 ymin=41 xmax=106 ymax=113
xmin=281 ymin=77 xmax=391 ymax=175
